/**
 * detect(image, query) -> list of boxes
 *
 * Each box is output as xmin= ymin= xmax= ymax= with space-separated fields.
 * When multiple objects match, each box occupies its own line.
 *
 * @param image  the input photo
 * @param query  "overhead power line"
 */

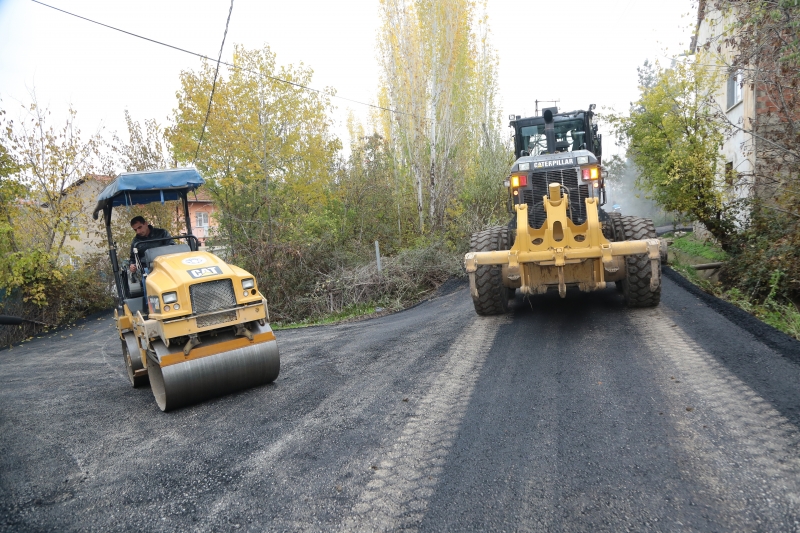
xmin=194 ymin=0 xmax=234 ymax=164
xmin=30 ymin=0 xmax=419 ymax=119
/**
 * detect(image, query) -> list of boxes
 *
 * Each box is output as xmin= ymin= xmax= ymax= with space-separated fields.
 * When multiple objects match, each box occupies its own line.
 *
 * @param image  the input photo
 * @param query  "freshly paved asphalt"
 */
xmin=1 ymin=274 xmax=799 ymax=532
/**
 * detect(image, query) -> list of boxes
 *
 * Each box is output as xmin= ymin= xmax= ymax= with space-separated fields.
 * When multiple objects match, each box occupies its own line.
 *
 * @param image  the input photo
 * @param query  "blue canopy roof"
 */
xmin=93 ymin=168 xmax=205 ymax=219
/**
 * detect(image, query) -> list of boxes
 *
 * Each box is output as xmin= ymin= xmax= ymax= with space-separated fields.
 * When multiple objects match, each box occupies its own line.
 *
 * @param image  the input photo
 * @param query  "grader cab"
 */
xmin=93 ymin=168 xmax=279 ymax=411
xmin=465 ymin=106 xmax=664 ymax=315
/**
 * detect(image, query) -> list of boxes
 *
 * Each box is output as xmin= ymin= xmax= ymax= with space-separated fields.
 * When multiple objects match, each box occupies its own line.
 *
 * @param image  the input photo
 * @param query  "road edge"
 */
xmin=663 ymin=266 xmax=800 ymax=365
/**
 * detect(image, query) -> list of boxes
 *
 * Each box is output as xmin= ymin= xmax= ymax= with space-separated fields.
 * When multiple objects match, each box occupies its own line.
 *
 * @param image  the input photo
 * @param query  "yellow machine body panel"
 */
xmin=144 ymin=251 xmax=262 ymax=318
xmin=465 ymin=183 xmax=661 ymax=299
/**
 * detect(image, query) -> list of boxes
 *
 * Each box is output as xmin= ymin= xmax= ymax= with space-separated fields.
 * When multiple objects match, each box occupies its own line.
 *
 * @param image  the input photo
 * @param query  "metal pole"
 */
xmin=105 ymin=207 xmax=124 ymax=308
xmin=375 ymin=240 xmax=382 ymax=276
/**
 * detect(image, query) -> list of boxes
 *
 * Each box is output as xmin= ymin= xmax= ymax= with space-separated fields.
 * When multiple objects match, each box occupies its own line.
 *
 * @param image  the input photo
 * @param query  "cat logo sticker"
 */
xmin=187 ymin=266 xmax=223 ymax=278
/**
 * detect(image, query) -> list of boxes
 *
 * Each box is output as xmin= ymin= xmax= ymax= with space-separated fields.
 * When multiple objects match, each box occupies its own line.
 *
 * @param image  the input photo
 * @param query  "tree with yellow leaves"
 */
xmin=11 ymin=96 xmax=102 ymax=259
xmin=170 ymin=44 xmax=341 ymax=254
xmin=376 ymin=0 xmax=507 ymax=235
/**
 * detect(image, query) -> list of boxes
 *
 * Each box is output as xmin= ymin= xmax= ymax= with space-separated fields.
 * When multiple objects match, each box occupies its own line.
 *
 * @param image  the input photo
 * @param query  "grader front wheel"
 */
xmin=619 ymin=216 xmax=661 ymax=307
xmin=469 ymin=226 xmax=514 ymax=316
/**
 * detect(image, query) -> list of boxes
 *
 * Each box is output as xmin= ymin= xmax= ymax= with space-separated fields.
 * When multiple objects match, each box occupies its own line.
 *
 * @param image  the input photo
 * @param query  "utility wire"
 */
xmin=194 ymin=0 xmax=234 ymax=164
xmin=30 ymin=0 xmax=420 ymax=120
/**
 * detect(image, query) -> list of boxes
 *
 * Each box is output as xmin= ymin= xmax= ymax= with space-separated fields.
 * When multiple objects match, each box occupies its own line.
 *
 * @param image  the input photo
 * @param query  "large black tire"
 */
xmin=619 ymin=216 xmax=661 ymax=307
xmin=469 ymin=226 xmax=514 ymax=316
xmin=607 ymin=212 xmax=625 ymax=292
xmin=605 ymin=211 xmax=622 ymax=241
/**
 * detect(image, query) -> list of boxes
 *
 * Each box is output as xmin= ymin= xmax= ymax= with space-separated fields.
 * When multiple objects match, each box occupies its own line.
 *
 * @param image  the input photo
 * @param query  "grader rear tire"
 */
xmin=608 ymin=213 xmax=625 ymax=292
xmin=469 ymin=226 xmax=514 ymax=316
xmin=619 ymin=216 xmax=661 ymax=307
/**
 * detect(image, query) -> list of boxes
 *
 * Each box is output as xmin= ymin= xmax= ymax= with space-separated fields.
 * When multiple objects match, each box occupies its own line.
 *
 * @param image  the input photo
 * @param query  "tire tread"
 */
xmin=469 ymin=226 xmax=512 ymax=316
xmin=619 ymin=216 xmax=661 ymax=307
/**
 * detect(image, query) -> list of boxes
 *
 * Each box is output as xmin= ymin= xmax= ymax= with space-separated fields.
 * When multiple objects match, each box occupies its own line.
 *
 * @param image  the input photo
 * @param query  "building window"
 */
xmin=196 ymin=211 xmax=209 ymax=228
xmin=725 ymin=161 xmax=736 ymax=187
xmin=727 ymin=69 xmax=743 ymax=109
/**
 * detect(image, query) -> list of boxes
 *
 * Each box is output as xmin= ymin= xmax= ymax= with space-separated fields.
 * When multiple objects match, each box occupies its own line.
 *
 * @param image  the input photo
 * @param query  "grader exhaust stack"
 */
xmin=93 ymin=168 xmax=279 ymax=411
xmin=467 ymin=106 xmax=664 ymax=315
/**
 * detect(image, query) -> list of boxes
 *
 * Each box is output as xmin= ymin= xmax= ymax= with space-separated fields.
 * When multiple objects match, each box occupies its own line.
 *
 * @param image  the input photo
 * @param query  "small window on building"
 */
xmin=725 ymin=161 xmax=736 ymax=187
xmin=196 ymin=211 xmax=209 ymax=228
xmin=727 ymin=69 xmax=743 ymax=109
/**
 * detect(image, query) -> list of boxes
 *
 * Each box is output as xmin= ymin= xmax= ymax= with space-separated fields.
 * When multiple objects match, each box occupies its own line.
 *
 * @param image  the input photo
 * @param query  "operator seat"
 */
xmin=571 ymin=130 xmax=586 ymax=151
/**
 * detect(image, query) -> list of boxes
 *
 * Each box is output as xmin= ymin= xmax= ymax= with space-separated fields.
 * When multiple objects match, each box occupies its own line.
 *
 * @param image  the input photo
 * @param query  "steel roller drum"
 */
xmin=146 ymin=323 xmax=280 ymax=411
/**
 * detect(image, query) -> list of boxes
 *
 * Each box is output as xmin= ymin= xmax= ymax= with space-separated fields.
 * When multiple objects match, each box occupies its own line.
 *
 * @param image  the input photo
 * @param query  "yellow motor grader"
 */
xmin=93 ymin=168 xmax=279 ymax=411
xmin=465 ymin=106 xmax=664 ymax=315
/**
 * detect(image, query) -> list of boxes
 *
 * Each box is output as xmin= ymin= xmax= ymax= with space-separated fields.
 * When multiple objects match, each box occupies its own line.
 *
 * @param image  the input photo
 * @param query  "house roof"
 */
xmin=189 ymin=187 xmax=213 ymax=202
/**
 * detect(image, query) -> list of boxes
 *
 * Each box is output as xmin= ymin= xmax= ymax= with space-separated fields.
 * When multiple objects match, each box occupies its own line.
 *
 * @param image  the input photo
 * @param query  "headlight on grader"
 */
xmin=242 ymin=278 xmax=255 ymax=290
xmin=163 ymin=291 xmax=178 ymax=304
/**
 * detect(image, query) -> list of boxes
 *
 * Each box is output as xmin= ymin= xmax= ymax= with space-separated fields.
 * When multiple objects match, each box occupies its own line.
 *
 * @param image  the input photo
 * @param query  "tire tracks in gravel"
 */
xmin=631 ymin=308 xmax=800 ymax=531
xmin=338 ymin=314 xmax=511 ymax=532
xmin=196 ymin=291 xmax=486 ymax=529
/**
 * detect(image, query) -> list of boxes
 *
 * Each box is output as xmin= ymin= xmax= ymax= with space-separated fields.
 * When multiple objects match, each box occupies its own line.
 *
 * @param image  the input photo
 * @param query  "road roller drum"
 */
xmin=147 ymin=323 xmax=280 ymax=411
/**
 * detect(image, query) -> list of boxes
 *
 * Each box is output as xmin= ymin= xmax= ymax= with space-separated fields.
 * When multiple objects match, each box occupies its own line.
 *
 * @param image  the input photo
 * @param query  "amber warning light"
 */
xmin=511 ymin=174 xmax=528 ymax=188
xmin=582 ymin=167 xmax=599 ymax=181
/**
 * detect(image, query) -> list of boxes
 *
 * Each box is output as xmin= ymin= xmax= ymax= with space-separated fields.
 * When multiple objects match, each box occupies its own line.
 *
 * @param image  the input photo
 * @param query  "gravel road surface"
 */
xmin=1 ymin=274 xmax=799 ymax=532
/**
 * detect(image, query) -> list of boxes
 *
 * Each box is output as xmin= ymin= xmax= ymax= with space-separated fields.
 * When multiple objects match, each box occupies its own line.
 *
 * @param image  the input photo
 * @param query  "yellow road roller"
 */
xmin=93 ymin=168 xmax=279 ymax=411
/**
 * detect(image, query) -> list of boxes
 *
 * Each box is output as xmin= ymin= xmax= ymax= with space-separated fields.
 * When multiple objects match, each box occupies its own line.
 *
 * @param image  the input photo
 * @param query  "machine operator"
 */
xmin=129 ymin=216 xmax=174 ymax=273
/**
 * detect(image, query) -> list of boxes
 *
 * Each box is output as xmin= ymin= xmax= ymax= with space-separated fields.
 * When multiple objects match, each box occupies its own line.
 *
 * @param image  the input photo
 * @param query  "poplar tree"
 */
xmin=377 ymin=0 xmax=507 ymax=235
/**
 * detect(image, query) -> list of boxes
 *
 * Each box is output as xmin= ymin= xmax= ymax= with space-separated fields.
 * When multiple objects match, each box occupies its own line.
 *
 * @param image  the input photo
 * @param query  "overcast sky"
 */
xmin=0 ymin=0 xmax=695 ymax=160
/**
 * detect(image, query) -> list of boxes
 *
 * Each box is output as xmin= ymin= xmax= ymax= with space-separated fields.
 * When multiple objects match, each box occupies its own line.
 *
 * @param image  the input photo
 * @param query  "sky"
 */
xmin=0 ymin=0 xmax=696 ymax=161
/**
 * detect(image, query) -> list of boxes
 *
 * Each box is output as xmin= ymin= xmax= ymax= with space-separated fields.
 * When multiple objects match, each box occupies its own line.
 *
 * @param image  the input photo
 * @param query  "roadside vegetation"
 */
xmin=607 ymin=0 xmax=800 ymax=340
xmin=666 ymin=231 xmax=800 ymax=340
xmin=670 ymin=233 xmax=728 ymax=262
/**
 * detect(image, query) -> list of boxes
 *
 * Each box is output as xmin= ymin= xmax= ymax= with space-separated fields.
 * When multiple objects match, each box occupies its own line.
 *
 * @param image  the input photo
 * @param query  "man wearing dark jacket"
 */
xmin=129 ymin=216 xmax=174 ymax=273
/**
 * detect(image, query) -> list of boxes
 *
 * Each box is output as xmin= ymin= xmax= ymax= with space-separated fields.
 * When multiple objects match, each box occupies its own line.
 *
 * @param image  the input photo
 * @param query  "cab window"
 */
xmin=521 ymin=118 xmax=586 ymax=155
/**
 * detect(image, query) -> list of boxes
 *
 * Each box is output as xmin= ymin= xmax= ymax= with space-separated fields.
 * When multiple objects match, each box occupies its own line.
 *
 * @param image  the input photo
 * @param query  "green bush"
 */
xmin=270 ymin=239 xmax=463 ymax=326
xmin=723 ymin=206 xmax=800 ymax=304
xmin=0 ymin=252 xmax=115 ymax=348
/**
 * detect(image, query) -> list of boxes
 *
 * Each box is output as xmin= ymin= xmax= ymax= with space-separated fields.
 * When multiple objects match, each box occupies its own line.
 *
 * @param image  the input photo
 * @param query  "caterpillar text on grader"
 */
xmin=465 ymin=105 xmax=664 ymax=315
xmin=93 ymin=168 xmax=279 ymax=411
